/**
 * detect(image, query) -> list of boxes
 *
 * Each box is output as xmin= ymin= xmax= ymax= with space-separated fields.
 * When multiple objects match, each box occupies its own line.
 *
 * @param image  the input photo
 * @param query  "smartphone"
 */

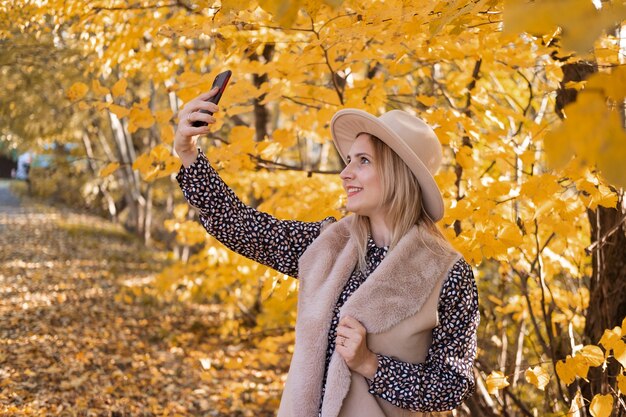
xmin=191 ymin=70 xmax=232 ymax=128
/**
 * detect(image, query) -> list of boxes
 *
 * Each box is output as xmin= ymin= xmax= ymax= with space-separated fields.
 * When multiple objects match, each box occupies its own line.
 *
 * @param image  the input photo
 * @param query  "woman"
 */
xmin=175 ymin=89 xmax=479 ymax=417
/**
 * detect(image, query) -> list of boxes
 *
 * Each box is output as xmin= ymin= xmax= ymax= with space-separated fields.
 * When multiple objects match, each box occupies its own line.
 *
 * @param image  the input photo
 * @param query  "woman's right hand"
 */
xmin=174 ymin=88 xmax=221 ymax=168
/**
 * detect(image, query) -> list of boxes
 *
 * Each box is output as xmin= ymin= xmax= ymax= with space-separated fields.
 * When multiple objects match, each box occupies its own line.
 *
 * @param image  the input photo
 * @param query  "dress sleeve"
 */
xmin=367 ymin=258 xmax=479 ymax=412
xmin=176 ymin=150 xmax=336 ymax=278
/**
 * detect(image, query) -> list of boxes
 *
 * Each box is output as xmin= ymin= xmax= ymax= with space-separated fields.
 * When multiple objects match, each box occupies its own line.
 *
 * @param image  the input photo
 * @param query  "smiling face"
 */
xmin=339 ymin=133 xmax=386 ymax=219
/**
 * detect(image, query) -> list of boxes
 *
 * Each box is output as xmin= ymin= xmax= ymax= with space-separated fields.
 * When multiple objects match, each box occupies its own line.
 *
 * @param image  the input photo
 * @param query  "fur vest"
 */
xmin=277 ymin=216 xmax=461 ymax=417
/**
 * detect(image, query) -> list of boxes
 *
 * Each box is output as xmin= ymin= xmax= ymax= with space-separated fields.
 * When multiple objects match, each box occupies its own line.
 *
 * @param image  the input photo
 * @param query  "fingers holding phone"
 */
xmin=174 ymin=70 xmax=232 ymax=167
xmin=177 ymin=88 xmax=219 ymax=137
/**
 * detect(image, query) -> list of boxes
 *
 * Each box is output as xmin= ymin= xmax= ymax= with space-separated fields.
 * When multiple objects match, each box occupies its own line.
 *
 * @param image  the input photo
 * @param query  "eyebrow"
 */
xmin=347 ymin=152 xmax=373 ymax=159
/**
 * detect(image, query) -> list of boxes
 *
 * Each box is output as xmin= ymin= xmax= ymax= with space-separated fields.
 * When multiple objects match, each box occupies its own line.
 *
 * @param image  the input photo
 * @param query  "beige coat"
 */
xmin=277 ymin=216 xmax=462 ymax=417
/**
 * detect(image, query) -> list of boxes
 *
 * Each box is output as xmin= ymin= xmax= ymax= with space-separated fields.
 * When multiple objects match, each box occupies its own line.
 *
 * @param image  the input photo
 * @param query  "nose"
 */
xmin=339 ymin=162 xmax=354 ymax=181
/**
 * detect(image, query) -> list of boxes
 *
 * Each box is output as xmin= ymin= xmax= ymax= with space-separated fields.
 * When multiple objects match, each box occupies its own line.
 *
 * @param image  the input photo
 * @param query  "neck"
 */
xmin=368 ymin=214 xmax=392 ymax=247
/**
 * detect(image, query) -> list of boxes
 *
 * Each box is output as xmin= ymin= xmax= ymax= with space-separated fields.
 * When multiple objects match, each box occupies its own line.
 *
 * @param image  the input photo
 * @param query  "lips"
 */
xmin=346 ymin=187 xmax=362 ymax=197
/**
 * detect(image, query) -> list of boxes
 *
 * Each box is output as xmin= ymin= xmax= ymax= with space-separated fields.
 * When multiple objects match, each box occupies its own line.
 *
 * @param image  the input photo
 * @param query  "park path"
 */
xmin=0 ymin=182 xmax=280 ymax=416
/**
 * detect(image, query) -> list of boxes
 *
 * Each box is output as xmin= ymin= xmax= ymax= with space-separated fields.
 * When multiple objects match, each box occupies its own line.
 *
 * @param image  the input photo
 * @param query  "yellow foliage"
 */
xmin=503 ymin=0 xmax=626 ymax=54
xmin=525 ymin=366 xmax=550 ymax=391
xmin=618 ymin=374 xmax=626 ymax=394
xmin=159 ymin=124 xmax=174 ymax=145
xmin=67 ymin=82 xmax=88 ymax=101
xmin=545 ymin=91 xmax=626 ymax=188
xmin=556 ymin=357 xmax=577 ymax=385
xmin=99 ymin=162 xmax=120 ymax=178
xmin=109 ymin=104 xmax=130 ymax=119
xmin=486 ymin=370 xmax=509 ymax=394
xmin=613 ymin=340 xmax=626 ymax=368
xmin=111 ymin=78 xmax=128 ymax=97
xmin=128 ymin=103 xmax=155 ymax=132
xmin=589 ymin=394 xmax=614 ymax=417
xmin=132 ymin=144 xmax=180 ymax=182
xmin=599 ymin=327 xmax=623 ymax=353
xmin=91 ymin=79 xmax=110 ymax=96
xmin=164 ymin=220 xmax=207 ymax=246
xmin=272 ymin=128 xmax=297 ymax=148
xmin=579 ymin=345 xmax=605 ymax=367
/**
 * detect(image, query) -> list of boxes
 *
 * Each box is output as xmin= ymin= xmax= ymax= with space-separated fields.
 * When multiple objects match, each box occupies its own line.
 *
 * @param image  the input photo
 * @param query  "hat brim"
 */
xmin=330 ymin=109 xmax=444 ymax=222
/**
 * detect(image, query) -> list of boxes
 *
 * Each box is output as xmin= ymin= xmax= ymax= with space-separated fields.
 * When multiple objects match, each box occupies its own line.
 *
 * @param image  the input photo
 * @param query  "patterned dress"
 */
xmin=177 ymin=151 xmax=480 ymax=413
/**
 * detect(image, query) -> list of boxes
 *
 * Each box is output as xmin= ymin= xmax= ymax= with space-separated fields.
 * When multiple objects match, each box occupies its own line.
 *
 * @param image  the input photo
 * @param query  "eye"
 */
xmin=360 ymin=157 xmax=370 ymax=164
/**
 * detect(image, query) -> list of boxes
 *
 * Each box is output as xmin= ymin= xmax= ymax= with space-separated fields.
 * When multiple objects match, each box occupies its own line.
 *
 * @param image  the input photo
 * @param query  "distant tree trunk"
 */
xmin=555 ymin=57 xmax=626 ymax=416
xmin=81 ymin=132 xmax=117 ymax=220
xmin=250 ymin=43 xmax=275 ymax=143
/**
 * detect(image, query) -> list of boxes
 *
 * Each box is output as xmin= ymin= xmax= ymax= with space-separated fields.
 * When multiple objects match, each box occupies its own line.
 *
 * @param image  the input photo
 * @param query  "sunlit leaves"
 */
xmin=164 ymin=219 xmax=208 ymax=245
xmin=546 ymin=83 xmax=626 ymax=188
xmin=109 ymin=104 xmax=130 ymax=119
xmin=503 ymin=0 xmax=626 ymax=54
xmin=91 ymin=79 xmax=110 ymax=96
xmin=486 ymin=370 xmax=509 ymax=394
xmin=525 ymin=366 xmax=550 ymax=391
xmin=579 ymin=345 xmax=605 ymax=367
xmin=99 ymin=162 xmax=120 ymax=178
xmin=132 ymin=144 xmax=179 ymax=181
xmin=111 ymin=78 xmax=128 ymax=98
xmin=128 ymin=102 xmax=155 ymax=133
xmin=617 ymin=374 xmax=626 ymax=394
xmin=67 ymin=82 xmax=88 ymax=101
xmin=589 ymin=394 xmax=613 ymax=417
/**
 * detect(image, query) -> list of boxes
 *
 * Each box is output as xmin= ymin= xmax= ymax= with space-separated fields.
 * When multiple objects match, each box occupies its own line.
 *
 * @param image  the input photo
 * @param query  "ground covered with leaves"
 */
xmin=0 ymin=182 xmax=284 ymax=416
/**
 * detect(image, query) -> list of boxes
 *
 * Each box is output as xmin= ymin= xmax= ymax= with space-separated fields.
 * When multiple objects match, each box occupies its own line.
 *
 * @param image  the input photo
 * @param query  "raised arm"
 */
xmin=174 ymin=92 xmax=335 ymax=277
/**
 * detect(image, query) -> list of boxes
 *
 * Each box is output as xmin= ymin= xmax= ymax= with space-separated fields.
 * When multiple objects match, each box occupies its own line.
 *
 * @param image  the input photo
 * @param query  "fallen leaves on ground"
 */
xmin=0 ymin=200 xmax=285 ymax=416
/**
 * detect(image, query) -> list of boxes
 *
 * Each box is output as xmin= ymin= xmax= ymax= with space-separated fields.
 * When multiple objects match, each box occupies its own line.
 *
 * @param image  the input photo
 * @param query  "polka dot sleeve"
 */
xmin=176 ymin=150 xmax=336 ymax=278
xmin=367 ymin=259 xmax=479 ymax=412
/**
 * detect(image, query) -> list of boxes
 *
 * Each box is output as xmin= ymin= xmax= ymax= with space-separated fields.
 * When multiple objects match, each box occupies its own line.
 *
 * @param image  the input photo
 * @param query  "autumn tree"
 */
xmin=2 ymin=0 xmax=626 ymax=415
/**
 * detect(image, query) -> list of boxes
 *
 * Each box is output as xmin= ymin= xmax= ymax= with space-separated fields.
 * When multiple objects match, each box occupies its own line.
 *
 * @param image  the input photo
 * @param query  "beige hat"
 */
xmin=330 ymin=109 xmax=444 ymax=222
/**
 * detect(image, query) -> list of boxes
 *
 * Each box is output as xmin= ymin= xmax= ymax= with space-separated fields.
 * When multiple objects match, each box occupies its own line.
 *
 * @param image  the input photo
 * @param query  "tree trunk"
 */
xmin=555 ymin=57 xmax=626 ymax=415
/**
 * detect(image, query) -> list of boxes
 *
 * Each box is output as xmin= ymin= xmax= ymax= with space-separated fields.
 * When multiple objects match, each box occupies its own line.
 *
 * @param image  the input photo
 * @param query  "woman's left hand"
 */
xmin=336 ymin=316 xmax=379 ymax=380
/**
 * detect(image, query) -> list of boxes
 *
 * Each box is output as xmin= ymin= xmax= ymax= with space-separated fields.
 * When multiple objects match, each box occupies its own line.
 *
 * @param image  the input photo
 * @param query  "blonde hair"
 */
xmin=350 ymin=134 xmax=449 ymax=273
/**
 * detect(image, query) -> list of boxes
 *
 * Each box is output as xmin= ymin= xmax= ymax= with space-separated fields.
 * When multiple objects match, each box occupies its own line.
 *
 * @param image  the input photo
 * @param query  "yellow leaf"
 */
xmin=525 ymin=366 xmax=550 ymax=391
xmin=258 ymin=142 xmax=282 ymax=160
xmin=132 ymin=152 xmax=152 ymax=172
xmin=154 ymin=109 xmax=173 ymax=124
xmin=455 ymin=146 xmax=473 ymax=170
xmin=160 ymin=124 xmax=174 ymax=145
xmin=564 ymin=81 xmax=586 ymax=91
xmin=99 ymin=162 xmax=120 ymax=178
xmin=67 ymin=82 xmax=88 ymax=101
xmin=109 ymin=104 xmax=130 ymax=119
xmin=617 ymin=374 xmax=626 ymax=394
xmin=571 ymin=354 xmax=590 ymax=380
xmin=556 ymin=357 xmax=577 ymax=385
xmin=128 ymin=104 xmax=155 ymax=132
xmin=498 ymin=223 xmax=524 ymax=248
xmin=613 ymin=340 xmax=626 ymax=368
xmin=416 ymin=95 xmax=437 ymax=107
xmin=599 ymin=327 xmax=622 ymax=352
xmin=579 ymin=345 xmax=605 ymax=367
xmin=229 ymin=126 xmax=257 ymax=154
xmin=92 ymin=79 xmax=110 ymax=96
xmin=546 ymin=92 xmax=626 ymax=188
xmin=486 ymin=370 xmax=509 ymax=394
xmin=112 ymin=78 xmax=128 ymax=97
xmin=589 ymin=394 xmax=613 ymax=417
xmin=226 ymin=105 xmax=254 ymax=116
xmin=586 ymin=65 xmax=626 ymax=101
xmin=272 ymin=128 xmax=297 ymax=148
